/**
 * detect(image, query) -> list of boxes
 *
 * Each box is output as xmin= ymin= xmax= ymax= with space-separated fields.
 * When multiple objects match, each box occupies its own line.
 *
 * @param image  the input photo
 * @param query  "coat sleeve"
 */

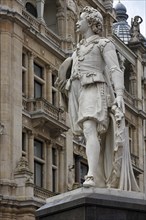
xmin=102 ymin=41 xmax=124 ymax=96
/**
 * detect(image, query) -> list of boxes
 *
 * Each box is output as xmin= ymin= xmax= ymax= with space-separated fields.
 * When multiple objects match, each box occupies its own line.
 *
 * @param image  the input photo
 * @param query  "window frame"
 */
xmin=34 ymin=139 xmax=45 ymax=188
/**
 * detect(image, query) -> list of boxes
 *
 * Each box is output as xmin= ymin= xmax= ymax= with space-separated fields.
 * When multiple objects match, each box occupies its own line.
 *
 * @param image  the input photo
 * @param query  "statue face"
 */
xmin=76 ymin=12 xmax=89 ymax=34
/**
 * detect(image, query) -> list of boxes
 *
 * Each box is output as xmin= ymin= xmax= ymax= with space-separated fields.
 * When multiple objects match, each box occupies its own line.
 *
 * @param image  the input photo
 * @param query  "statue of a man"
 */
xmin=56 ymin=6 xmax=138 ymax=190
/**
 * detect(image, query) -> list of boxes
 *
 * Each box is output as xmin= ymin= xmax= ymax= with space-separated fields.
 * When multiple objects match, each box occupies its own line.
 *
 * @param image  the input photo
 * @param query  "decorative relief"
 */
xmin=15 ymin=156 xmax=30 ymax=173
xmin=67 ymin=0 xmax=77 ymax=14
xmin=34 ymin=185 xmax=56 ymax=200
xmin=67 ymin=164 xmax=75 ymax=190
xmin=0 ymin=123 xmax=5 ymax=135
xmin=56 ymin=135 xmax=65 ymax=146
xmin=73 ymin=144 xmax=86 ymax=159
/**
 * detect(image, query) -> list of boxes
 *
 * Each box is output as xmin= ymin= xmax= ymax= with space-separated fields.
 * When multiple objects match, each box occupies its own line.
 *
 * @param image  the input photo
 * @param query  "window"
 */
xmin=52 ymin=74 xmax=57 ymax=87
xmin=22 ymin=132 xmax=27 ymax=157
xmin=52 ymin=72 xmax=58 ymax=106
xmin=125 ymin=121 xmax=135 ymax=154
xmin=34 ymin=62 xmax=44 ymax=99
xmin=34 ymin=63 xmax=43 ymax=79
xmin=52 ymin=90 xmax=56 ymax=106
xmin=34 ymin=80 xmax=42 ymax=98
xmin=22 ymin=71 xmax=26 ymax=94
xmin=129 ymin=126 xmax=133 ymax=153
xmin=44 ymin=0 xmax=58 ymax=34
xmin=34 ymin=140 xmax=43 ymax=158
xmin=34 ymin=162 xmax=43 ymax=187
xmin=80 ymin=162 xmax=88 ymax=184
xmin=25 ymin=2 xmax=37 ymax=18
xmin=22 ymin=132 xmax=26 ymax=152
xmin=52 ymin=148 xmax=57 ymax=192
xmin=74 ymin=155 xmax=88 ymax=185
xmin=22 ymin=53 xmax=26 ymax=67
xmin=34 ymin=140 xmax=44 ymax=187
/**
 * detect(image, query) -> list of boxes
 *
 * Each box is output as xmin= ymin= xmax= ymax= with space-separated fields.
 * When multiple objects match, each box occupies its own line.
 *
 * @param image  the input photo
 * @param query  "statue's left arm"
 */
xmin=102 ymin=41 xmax=125 ymax=113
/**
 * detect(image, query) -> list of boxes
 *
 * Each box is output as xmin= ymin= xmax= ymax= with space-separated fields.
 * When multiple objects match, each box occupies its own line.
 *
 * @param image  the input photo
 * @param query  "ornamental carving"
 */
xmin=73 ymin=144 xmax=86 ymax=159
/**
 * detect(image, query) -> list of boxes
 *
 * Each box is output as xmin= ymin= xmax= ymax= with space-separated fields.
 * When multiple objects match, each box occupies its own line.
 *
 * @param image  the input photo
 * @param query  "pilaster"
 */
xmin=0 ymin=19 xmax=13 ymax=180
xmin=59 ymin=146 xmax=65 ymax=192
xmin=28 ymin=131 xmax=34 ymax=174
xmin=46 ymin=65 xmax=53 ymax=103
xmin=46 ymin=141 xmax=53 ymax=191
xmin=28 ymin=52 xmax=35 ymax=99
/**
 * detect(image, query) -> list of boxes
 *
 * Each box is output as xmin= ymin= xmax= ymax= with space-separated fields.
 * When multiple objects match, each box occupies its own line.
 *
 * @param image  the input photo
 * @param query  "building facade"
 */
xmin=0 ymin=0 xmax=145 ymax=219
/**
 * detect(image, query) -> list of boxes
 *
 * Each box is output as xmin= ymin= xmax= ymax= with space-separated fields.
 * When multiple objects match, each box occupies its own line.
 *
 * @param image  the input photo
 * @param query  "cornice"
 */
xmin=0 ymin=6 xmax=66 ymax=60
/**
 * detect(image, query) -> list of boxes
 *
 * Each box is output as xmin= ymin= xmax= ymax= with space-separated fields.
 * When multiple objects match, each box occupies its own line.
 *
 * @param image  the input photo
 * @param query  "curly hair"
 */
xmin=82 ymin=6 xmax=103 ymax=35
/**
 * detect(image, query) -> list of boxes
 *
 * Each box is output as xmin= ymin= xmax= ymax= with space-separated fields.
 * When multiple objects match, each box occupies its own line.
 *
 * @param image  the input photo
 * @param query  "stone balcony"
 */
xmin=22 ymin=97 xmax=69 ymax=137
xmin=21 ymin=9 xmax=64 ymax=55
xmin=34 ymin=185 xmax=57 ymax=201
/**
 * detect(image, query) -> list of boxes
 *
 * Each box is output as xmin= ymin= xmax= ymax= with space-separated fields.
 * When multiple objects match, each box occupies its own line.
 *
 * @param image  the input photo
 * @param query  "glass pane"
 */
xmin=80 ymin=163 xmax=88 ymax=184
xmin=52 ymin=90 xmax=56 ymax=106
xmin=52 ymin=148 xmax=56 ymax=165
xmin=34 ymin=81 xmax=42 ymax=98
xmin=22 ymin=71 xmax=25 ymax=93
xmin=26 ymin=3 xmax=37 ymax=18
xmin=52 ymin=74 xmax=57 ymax=86
xmin=34 ymin=161 xmax=43 ymax=187
xmin=22 ymin=132 xmax=26 ymax=151
xmin=34 ymin=140 xmax=43 ymax=158
xmin=52 ymin=168 xmax=56 ymax=192
xmin=34 ymin=63 xmax=43 ymax=78
xmin=22 ymin=53 xmax=26 ymax=67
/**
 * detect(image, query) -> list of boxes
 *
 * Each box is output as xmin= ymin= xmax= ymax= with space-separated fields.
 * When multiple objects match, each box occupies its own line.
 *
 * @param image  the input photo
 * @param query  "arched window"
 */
xmin=25 ymin=2 xmax=37 ymax=18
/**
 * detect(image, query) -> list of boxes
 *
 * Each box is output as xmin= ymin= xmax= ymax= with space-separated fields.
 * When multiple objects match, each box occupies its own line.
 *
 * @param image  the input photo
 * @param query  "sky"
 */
xmin=113 ymin=0 xmax=146 ymax=37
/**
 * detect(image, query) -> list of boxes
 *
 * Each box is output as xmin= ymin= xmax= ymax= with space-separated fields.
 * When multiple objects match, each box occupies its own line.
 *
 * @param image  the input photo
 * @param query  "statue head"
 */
xmin=82 ymin=6 xmax=103 ymax=35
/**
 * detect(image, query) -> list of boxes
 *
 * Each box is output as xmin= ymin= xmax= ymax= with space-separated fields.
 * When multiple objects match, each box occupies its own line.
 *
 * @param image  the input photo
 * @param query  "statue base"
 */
xmin=36 ymin=187 xmax=146 ymax=220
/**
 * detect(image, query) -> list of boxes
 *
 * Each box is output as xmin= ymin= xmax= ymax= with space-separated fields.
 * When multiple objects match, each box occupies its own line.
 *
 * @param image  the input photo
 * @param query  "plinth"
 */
xmin=36 ymin=188 xmax=146 ymax=220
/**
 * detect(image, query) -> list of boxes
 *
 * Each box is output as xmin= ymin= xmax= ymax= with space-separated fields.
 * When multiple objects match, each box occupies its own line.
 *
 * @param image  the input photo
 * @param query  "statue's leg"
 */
xmin=82 ymin=119 xmax=100 ymax=187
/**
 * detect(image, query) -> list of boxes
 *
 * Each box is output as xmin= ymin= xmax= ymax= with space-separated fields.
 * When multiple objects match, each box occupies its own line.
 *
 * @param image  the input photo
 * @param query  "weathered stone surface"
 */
xmin=36 ymin=188 xmax=146 ymax=220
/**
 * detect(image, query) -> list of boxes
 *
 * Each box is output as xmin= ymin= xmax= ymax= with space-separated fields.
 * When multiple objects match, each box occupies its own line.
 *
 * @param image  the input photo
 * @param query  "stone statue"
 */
xmin=67 ymin=0 xmax=77 ymax=14
xmin=56 ymin=6 xmax=139 ymax=191
xmin=130 ymin=16 xmax=143 ymax=42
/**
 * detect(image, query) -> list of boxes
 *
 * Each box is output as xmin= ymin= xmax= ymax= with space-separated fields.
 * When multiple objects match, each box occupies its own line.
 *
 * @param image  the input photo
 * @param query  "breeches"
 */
xmin=68 ymin=80 xmax=109 ymax=136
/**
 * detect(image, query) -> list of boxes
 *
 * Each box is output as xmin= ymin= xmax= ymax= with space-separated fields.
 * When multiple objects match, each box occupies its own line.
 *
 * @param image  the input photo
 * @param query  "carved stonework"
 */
xmin=0 ymin=123 xmax=5 ymax=135
xmin=67 ymin=164 xmax=75 ymax=190
xmin=73 ymin=144 xmax=86 ymax=159
xmin=15 ymin=156 xmax=30 ymax=173
xmin=67 ymin=0 xmax=77 ymax=14
xmin=56 ymin=135 xmax=65 ymax=146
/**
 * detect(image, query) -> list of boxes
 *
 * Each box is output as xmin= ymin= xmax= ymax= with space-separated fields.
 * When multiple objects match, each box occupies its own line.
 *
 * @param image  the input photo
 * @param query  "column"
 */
xmin=55 ymin=148 xmax=59 ymax=192
xmin=46 ymin=65 xmax=52 ymax=103
xmin=28 ymin=131 xmax=34 ymax=175
xmin=28 ymin=52 xmax=34 ymax=99
xmin=43 ymin=141 xmax=47 ymax=188
xmin=36 ymin=0 xmax=45 ymax=23
xmin=59 ymin=147 xmax=65 ymax=192
xmin=46 ymin=141 xmax=53 ymax=191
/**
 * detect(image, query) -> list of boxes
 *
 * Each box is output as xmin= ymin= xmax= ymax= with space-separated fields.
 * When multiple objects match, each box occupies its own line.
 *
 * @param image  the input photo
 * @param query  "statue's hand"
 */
xmin=55 ymin=78 xmax=67 ymax=93
xmin=115 ymin=96 xmax=125 ymax=114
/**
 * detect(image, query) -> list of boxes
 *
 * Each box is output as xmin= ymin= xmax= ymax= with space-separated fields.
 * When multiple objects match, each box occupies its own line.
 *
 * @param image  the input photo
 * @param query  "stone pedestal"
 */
xmin=36 ymin=188 xmax=146 ymax=220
